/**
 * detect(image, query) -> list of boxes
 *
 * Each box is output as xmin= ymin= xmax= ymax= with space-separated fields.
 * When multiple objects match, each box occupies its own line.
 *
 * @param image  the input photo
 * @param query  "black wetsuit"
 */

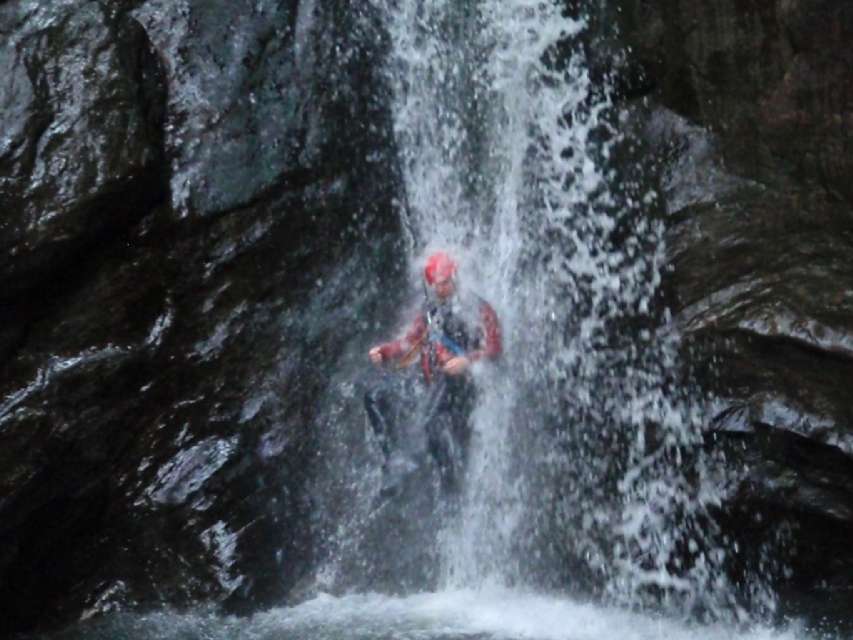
xmin=365 ymin=300 xmax=480 ymax=492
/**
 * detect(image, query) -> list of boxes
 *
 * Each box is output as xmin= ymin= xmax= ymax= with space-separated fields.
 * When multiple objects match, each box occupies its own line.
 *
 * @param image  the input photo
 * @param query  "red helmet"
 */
xmin=424 ymin=251 xmax=457 ymax=285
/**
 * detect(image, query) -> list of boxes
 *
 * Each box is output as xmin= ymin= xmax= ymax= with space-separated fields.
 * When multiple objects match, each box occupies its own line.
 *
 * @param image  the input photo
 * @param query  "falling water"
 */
xmin=372 ymin=0 xmax=745 ymax=618
xmin=32 ymin=2 xmax=823 ymax=639
xmin=376 ymin=0 xmax=584 ymax=587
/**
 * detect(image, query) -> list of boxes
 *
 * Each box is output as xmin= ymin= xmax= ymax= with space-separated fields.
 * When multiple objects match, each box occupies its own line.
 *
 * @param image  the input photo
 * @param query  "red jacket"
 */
xmin=378 ymin=299 xmax=501 ymax=383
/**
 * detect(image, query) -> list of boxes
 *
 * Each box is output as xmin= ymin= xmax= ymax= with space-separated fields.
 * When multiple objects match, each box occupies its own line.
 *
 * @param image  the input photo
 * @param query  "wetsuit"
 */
xmin=365 ymin=295 xmax=501 ymax=490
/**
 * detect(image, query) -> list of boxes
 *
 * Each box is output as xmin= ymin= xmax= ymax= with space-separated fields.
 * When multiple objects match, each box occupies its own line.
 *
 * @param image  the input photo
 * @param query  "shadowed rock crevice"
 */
xmin=710 ymin=423 xmax=853 ymax=626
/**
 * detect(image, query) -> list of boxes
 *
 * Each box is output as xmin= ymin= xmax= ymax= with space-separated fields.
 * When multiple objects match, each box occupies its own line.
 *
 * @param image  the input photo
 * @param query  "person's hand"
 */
xmin=442 ymin=356 xmax=470 ymax=376
xmin=369 ymin=346 xmax=384 ymax=365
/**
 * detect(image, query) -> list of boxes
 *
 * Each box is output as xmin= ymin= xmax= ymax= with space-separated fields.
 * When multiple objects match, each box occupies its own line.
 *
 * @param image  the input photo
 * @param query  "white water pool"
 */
xmin=59 ymin=588 xmax=815 ymax=640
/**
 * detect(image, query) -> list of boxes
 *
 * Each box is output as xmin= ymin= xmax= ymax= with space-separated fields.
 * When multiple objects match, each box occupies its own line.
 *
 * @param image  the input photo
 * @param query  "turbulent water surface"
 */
xmin=52 ymin=589 xmax=810 ymax=640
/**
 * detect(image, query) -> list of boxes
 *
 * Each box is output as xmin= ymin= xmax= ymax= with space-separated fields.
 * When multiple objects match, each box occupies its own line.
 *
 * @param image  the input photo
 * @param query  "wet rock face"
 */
xmin=133 ymin=0 xmax=311 ymax=217
xmin=619 ymin=0 xmax=853 ymax=622
xmin=0 ymin=0 xmax=404 ymax=636
xmin=621 ymin=0 xmax=853 ymax=204
xmin=0 ymin=1 xmax=166 ymax=298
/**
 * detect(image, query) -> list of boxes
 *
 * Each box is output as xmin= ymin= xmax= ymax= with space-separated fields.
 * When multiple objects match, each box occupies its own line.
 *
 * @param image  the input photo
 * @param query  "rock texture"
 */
xmin=0 ymin=1 xmax=165 ymax=298
xmin=618 ymin=0 xmax=853 ymax=623
xmin=0 ymin=0 xmax=405 ymax=636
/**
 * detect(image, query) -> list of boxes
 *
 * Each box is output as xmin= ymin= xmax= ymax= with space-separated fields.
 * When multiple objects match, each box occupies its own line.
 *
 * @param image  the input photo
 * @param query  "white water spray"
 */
xmin=373 ymin=0 xmax=744 ymax=616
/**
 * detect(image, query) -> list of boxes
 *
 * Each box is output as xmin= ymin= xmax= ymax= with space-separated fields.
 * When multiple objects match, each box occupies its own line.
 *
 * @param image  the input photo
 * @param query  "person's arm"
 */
xmin=370 ymin=314 xmax=427 ymax=364
xmin=441 ymin=302 xmax=501 ymax=376
xmin=467 ymin=302 xmax=502 ymax=362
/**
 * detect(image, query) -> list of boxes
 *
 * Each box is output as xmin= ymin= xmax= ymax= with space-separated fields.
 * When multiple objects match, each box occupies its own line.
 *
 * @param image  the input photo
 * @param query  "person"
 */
xmin=365 ymin=251 xmax=501 ymax=492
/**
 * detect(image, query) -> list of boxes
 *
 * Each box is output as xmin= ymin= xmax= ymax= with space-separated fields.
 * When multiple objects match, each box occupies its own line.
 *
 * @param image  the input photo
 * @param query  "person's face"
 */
xmin=432 ymin=275 xmax=455 ymax=300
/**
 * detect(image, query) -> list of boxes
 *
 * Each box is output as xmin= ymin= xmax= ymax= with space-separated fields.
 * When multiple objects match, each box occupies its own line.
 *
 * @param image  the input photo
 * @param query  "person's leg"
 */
xmin=418 ymin=379 xmax=456 ymax=489
xmin=447 ymin=380 xmax=475 ymax=469
xmin=426 ymin=412 xmax=457 ymax=491
xmin=434 ymin=378 xmax=477 ymax=492
xmin=364 ymin=385 xmax=395 ymax=462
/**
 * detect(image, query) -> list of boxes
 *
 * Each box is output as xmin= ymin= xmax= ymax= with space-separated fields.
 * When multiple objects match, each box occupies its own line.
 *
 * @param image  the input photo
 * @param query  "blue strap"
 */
xmin=426 ymin=305 xmax=466 ymax=357
xmin=431 ymin=329 xmax=465 ymax=357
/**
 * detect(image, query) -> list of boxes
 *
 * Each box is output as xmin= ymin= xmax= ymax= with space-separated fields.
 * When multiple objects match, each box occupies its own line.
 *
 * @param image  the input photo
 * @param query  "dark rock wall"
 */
xmin=0 ymin=1 xmax=166 ymax=299
xmin=619 ymin=0 xmax=853 ymax=623
xmin=0 ymin=0 xmax=404 ymax=636
xmin=621 ymin=0 xmax=853 ymax=198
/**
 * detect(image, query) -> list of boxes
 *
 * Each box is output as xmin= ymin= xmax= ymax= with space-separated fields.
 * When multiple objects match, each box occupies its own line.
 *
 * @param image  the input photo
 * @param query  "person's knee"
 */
xmin=364 ymin=387 xmax=381 ymax=408
xmin=365 ymin=389 xmax=387 ymax=434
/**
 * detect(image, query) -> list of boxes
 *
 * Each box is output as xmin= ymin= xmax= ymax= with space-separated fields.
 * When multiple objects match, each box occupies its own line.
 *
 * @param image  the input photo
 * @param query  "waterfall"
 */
xmin=369 ymin=0 xmax=744 ymax=617
xmin=305 ymin=0 xmax=755 ymax=622
xmin=376 ymin=0 xmax=588 ymax=588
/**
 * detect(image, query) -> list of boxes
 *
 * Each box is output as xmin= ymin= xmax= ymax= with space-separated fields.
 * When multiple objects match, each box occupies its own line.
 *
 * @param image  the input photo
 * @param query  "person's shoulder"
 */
xmin=464 ymin=291 xmax=498 ymax=317
xmin=472 ymin=293 xmax=496 ymax=311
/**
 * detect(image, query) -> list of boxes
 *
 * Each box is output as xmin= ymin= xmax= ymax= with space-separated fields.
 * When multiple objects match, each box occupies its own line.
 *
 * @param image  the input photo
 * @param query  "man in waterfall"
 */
xmin=365 ymin=250 xmax=502 ymax=494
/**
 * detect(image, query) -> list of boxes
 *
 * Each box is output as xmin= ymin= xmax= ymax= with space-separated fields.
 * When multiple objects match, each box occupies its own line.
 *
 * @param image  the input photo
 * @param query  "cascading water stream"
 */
xmin=375 ymin=0 xmax=579 ymax=588
xmin=368 ymin=0 xmax=740 ymax=616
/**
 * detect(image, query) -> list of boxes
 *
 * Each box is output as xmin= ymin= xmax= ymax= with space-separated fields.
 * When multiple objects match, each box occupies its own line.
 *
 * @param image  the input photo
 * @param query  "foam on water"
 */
xmin=63 ymin=589 xmax=813 ymax=640
xmin=259 ymin=589 xmax=806 ymax=640
xmin=370 ymin=0 xmax=742 ymax=615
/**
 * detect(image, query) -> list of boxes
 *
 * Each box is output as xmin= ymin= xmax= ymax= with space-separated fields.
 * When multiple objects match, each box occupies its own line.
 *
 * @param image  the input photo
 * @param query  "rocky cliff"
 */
xmin=0 ymin=1 xmax=405 ymax=635
xmin=619 ymin=0 xmax=853 ymax=625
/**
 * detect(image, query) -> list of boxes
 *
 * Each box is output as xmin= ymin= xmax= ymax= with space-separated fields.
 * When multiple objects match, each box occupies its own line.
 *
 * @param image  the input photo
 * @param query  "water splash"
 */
xmin=54 ymin=589 xmax=812 ymax=640
xmin=374 ymin=0 xmax=747 ymax=618
xmin=278 ymin=0 xmax=781 ymax=623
